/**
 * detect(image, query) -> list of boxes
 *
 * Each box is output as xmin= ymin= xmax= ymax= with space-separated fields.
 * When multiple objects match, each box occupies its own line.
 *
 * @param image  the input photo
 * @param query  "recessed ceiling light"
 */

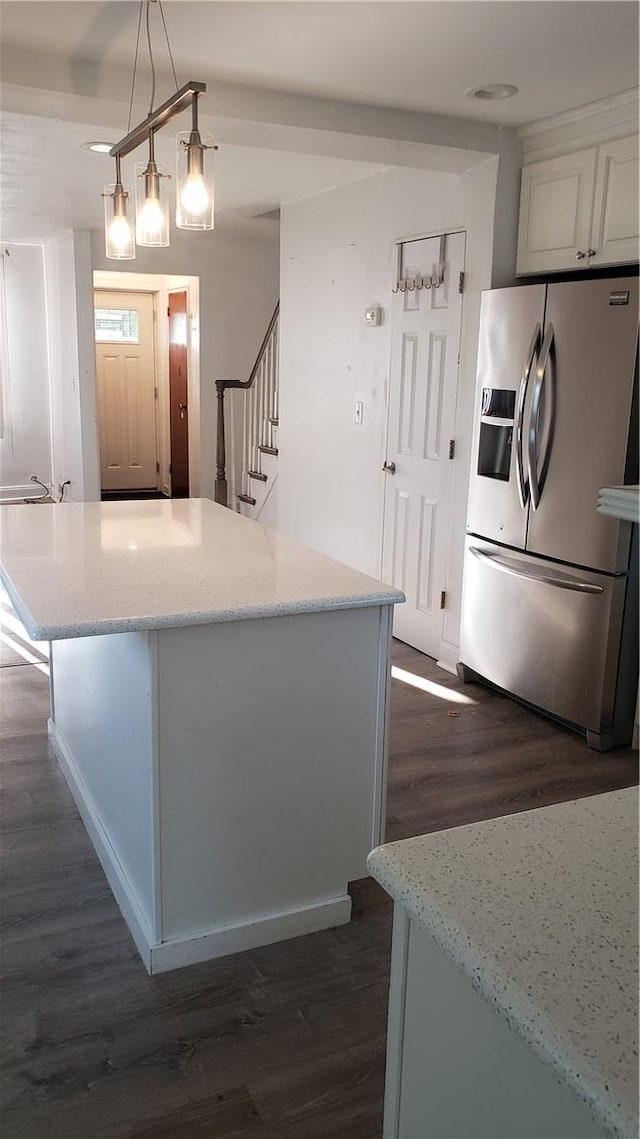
xmin=466 ymin=84 xmax=519 ymax=101
xmin=82 ymin=141 xmax=114 ymax=154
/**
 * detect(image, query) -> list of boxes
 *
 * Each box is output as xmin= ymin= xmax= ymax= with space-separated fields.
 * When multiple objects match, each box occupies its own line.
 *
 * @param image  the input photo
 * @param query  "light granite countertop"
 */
xmin=0 ymin=498 xmax=404 ymax=640
xmin=597 ymin=485 xmax=640 ymax=524
xmin=368 ymin=788 xmax=639 ymax=1139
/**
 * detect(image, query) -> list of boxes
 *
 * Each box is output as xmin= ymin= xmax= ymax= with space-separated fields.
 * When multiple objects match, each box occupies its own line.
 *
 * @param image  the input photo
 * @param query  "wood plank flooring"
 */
xmin=1 ymin=637 xmax=637 ymax=1138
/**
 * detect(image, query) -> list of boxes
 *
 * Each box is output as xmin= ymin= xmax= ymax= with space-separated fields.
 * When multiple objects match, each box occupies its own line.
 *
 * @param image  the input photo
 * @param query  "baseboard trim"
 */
xmin=48 ymin=718 xmax=155 ymax=972
xmin=150 ymin=894 xmax=352 ymax=974
xmin=49 ymin=718 xmax=352 ymax=975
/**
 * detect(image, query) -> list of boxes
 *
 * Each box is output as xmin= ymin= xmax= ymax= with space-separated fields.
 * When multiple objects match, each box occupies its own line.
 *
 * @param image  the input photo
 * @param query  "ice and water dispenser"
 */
xmin=477 ymin=388 xmax=516 ymax=480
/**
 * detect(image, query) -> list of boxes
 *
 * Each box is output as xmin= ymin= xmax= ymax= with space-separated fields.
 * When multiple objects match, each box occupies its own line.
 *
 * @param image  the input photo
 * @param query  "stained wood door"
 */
xmin=95 ymin=290 xmax=158 ymax=491
xmin=382 ymin=231 xmax=465 ymax=661
xmin=168 ymin=291 xmax=189 ymax=497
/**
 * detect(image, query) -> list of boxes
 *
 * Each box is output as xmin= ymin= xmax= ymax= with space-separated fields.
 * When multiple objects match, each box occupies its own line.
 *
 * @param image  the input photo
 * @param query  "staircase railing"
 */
xmin=215 ymin=302 xmax=279 ymax=508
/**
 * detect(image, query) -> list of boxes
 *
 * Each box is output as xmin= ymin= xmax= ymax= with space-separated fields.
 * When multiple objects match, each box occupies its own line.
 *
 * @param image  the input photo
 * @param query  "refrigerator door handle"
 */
xmin=515 ymin=324 xmax=540 ymax=509
xmin=528 ymin=323 xmax=556 ymax=511
xmin=469 ymin=546 xmax=605 ymax=594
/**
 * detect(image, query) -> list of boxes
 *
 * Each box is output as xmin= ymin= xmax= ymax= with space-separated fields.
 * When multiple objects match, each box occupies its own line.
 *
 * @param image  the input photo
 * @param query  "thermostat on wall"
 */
xmin=365 ymin=305 xmax=383 ymax=327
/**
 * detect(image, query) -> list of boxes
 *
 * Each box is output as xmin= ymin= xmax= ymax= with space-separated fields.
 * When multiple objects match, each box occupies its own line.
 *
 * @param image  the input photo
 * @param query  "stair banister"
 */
xmin=214 ymin=302 xmax=279 ymax=507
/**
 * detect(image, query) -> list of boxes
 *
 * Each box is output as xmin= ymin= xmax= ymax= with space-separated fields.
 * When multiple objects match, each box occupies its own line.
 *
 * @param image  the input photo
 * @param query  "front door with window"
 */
xmin=381 ymin=231 xmax=465 ymax=662
xmin=94 ymin=290 xmax=158 ymax=492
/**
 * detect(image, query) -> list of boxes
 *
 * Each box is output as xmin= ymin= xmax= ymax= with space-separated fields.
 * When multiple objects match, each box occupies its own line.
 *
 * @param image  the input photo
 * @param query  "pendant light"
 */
xmin=135 ymin=131 xmax=170 ymax=247
xmin=176 ymin=94 xmax=214 ymax=230
xmin=103 ymin=1 xmax=213 ymax=260
xmin=104 ymin=157 xmax=135 ymax=260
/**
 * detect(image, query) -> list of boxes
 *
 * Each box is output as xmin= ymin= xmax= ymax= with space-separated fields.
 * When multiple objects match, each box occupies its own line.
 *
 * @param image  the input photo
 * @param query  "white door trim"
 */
xmin=381 ymin=230 xmax=467 ymax=666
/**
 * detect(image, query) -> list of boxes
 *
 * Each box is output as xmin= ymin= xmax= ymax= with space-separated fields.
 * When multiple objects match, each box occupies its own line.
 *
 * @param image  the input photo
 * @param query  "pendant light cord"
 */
xmin=158 ymin=0 xmax=180 ymax=92
xmin=145 ymin=1 xmax=156 ymax=115
xmin=127 ymin=1 xmax=144 ymax=133
xmin=126 ymin=0 xmax=179 ymax=132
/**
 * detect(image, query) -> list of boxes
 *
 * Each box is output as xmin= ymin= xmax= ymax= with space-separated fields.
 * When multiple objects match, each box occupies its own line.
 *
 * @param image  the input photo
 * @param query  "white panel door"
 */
xmin=382 ymin=232 xmax=465 ymax=660
xmin=95 ymin=290 xmax=158 ymax=491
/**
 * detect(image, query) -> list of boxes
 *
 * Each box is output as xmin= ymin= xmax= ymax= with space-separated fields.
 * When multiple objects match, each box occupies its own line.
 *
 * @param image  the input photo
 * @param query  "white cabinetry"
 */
xmin=590 ymin=135 xmax=640 ymax=267
xmin=517 ymin=134 xmax=638 ymax=275
xmin=381 ymin=910 xmax=605 ymax=1139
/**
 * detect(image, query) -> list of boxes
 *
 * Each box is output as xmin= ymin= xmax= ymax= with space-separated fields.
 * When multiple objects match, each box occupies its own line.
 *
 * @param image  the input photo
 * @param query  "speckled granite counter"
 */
xmin=368 ymin=789 xmax=639 ymax=1138
xmin=0 ymin=498 xmax=403 ymax=640
xmin=597 ymin=485 xmax=640 ymax=524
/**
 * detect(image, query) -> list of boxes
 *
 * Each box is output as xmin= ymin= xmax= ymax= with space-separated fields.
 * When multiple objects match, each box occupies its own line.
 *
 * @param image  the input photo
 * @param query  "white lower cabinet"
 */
xmin=517 ymin=133 xmax=639 ymax=275
xmin=383 ymin=908 xmax=606 ymax=1139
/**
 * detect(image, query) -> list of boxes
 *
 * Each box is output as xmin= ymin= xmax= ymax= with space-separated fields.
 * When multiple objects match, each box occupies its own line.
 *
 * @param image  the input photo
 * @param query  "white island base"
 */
xmin=49 ymin=605 xmax=391 ymax=974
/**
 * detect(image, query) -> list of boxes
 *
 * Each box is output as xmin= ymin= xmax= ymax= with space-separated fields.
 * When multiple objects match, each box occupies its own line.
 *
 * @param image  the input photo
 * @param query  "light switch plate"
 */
xmin=355 ymin=401 xmax=364 ymax=425
xmin=365 ymin=305 xmax=382 ymax=327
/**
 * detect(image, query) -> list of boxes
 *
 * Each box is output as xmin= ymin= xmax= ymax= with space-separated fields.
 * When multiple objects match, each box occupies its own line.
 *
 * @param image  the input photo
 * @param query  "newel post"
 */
xmin=214 ymin=380 xmax=228 ymax=507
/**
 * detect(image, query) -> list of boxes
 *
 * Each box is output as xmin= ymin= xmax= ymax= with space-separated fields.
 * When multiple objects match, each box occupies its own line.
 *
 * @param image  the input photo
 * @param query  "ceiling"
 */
xmin=1 ymin=2 xmax=638 ymax=125
xmin=0 ymin=1 xmax=638 ymax=242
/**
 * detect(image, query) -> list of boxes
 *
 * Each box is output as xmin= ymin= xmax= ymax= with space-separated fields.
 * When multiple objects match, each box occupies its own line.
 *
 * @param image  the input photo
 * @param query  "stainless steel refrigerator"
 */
xmin=458 ymin=277 xmax=638 ymax=750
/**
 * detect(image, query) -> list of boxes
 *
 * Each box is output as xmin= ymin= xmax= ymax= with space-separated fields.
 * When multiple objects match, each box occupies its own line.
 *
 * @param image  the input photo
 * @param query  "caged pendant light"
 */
xmin=104 ymin=0 xmax=215 ymax=260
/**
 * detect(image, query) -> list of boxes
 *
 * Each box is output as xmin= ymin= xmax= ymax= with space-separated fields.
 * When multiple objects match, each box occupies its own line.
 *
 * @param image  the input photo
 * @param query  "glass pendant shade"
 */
xmin=176 ymin=130 xmax=214 ymax=230
xmin=135 ymin=160 xmax=170 ymax=247
xmin=104 ymin=183 xmax=135 ymax=260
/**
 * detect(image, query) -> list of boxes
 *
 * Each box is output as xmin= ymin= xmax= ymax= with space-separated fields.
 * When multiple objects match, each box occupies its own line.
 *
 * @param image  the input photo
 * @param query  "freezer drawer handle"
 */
xmin=515 ymin=324 xmax=540 ymax=509
xmin=469 ymin=547 xmax=605 ymax=594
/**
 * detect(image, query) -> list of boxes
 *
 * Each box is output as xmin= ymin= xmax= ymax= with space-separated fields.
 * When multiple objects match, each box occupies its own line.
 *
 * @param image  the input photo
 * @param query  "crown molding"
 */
xmin=518 ymin=88 xmax=639 ymax=163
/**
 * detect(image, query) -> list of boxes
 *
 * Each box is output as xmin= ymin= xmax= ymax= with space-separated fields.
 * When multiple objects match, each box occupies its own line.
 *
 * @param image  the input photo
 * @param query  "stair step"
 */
xmin=259 ymin=445 xmax=279 ymax=456
xmin=248 ymin=470 xmax=268 ymax=482
xmin=269 ymin=417 xmax=279 ymax=427
xmin=237 ymin=493 xmax=256 ymax=506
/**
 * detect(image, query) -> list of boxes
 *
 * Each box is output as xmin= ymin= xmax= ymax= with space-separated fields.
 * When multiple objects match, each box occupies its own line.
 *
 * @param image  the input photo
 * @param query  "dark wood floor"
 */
xmin=1 ymin=637 xmax=637 ymax=1139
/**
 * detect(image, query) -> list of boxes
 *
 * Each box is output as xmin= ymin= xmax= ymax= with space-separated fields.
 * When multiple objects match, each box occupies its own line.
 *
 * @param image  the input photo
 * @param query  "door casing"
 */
xmin=381 ymin=231 xmax=466 ymax=664
xmin=95 ymin=289 xmax=159 ymax=492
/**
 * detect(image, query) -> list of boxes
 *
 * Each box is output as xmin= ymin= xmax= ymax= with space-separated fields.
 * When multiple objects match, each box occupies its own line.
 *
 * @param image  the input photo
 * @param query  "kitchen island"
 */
xmin=1 ymin=498 xmax=403 ymax=973
xmin=368 ymin=788 xmax=638 ymax=1139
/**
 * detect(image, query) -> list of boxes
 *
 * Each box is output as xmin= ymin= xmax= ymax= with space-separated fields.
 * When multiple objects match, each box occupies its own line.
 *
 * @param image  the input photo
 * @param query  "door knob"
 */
xmin=382 ymin=461 xmax=396 ymax=474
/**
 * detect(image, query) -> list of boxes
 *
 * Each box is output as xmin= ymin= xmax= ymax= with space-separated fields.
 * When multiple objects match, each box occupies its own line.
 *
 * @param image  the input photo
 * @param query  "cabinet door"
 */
xmin=516 ymin=149 xmax=597 ymax=275
xmin=590 ymin=135 xmax=639 ymax=267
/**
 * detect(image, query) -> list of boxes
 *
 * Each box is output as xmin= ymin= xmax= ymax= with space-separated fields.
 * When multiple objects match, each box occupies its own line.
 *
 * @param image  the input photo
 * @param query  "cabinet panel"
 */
xmin=516 ymin=149 xmax=597 ymax=275
xmin=387 ymin=917 xmax=605 ymax=1138
xmin=590 ymin=135 xmax=639 ymax=266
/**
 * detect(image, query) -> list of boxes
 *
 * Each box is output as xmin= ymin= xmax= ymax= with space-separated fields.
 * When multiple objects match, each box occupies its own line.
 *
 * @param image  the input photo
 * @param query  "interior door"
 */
xmin=95 ymin=290 xmax=158 ymax=492
xmin=381 ymin=231 xmax=465 ymax=660
xmin=168 ymin=291 xmax=189 ymax=497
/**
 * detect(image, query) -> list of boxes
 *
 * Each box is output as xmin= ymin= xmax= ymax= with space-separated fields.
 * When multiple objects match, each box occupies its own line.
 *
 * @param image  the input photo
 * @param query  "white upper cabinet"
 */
xmin=517 ymin=148 xmax=597 ymax=274
xmin=517 ymin=135 xmax=638 ymax=275
xmin=516 ymin=91 xmax=639 ymax=276
xmin=590 ymin=134 xmax=639 ymax=268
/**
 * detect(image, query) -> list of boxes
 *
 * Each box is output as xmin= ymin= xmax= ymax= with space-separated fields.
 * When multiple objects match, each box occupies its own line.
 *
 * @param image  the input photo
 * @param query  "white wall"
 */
xmin=45 ymin=230 xmax=100 ymax=501
xmin=91 ymin=221 xmax=280 ymax=499
xmin=277 ymin=158 xmax=503 ymax=653
xmin=0 ymin=244 xmax=53 ymax=496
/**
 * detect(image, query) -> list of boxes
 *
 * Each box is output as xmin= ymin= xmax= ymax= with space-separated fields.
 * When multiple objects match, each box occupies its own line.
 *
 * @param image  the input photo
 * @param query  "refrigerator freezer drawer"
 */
xmin=458 ymin=539 xmax=627 ymax=734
